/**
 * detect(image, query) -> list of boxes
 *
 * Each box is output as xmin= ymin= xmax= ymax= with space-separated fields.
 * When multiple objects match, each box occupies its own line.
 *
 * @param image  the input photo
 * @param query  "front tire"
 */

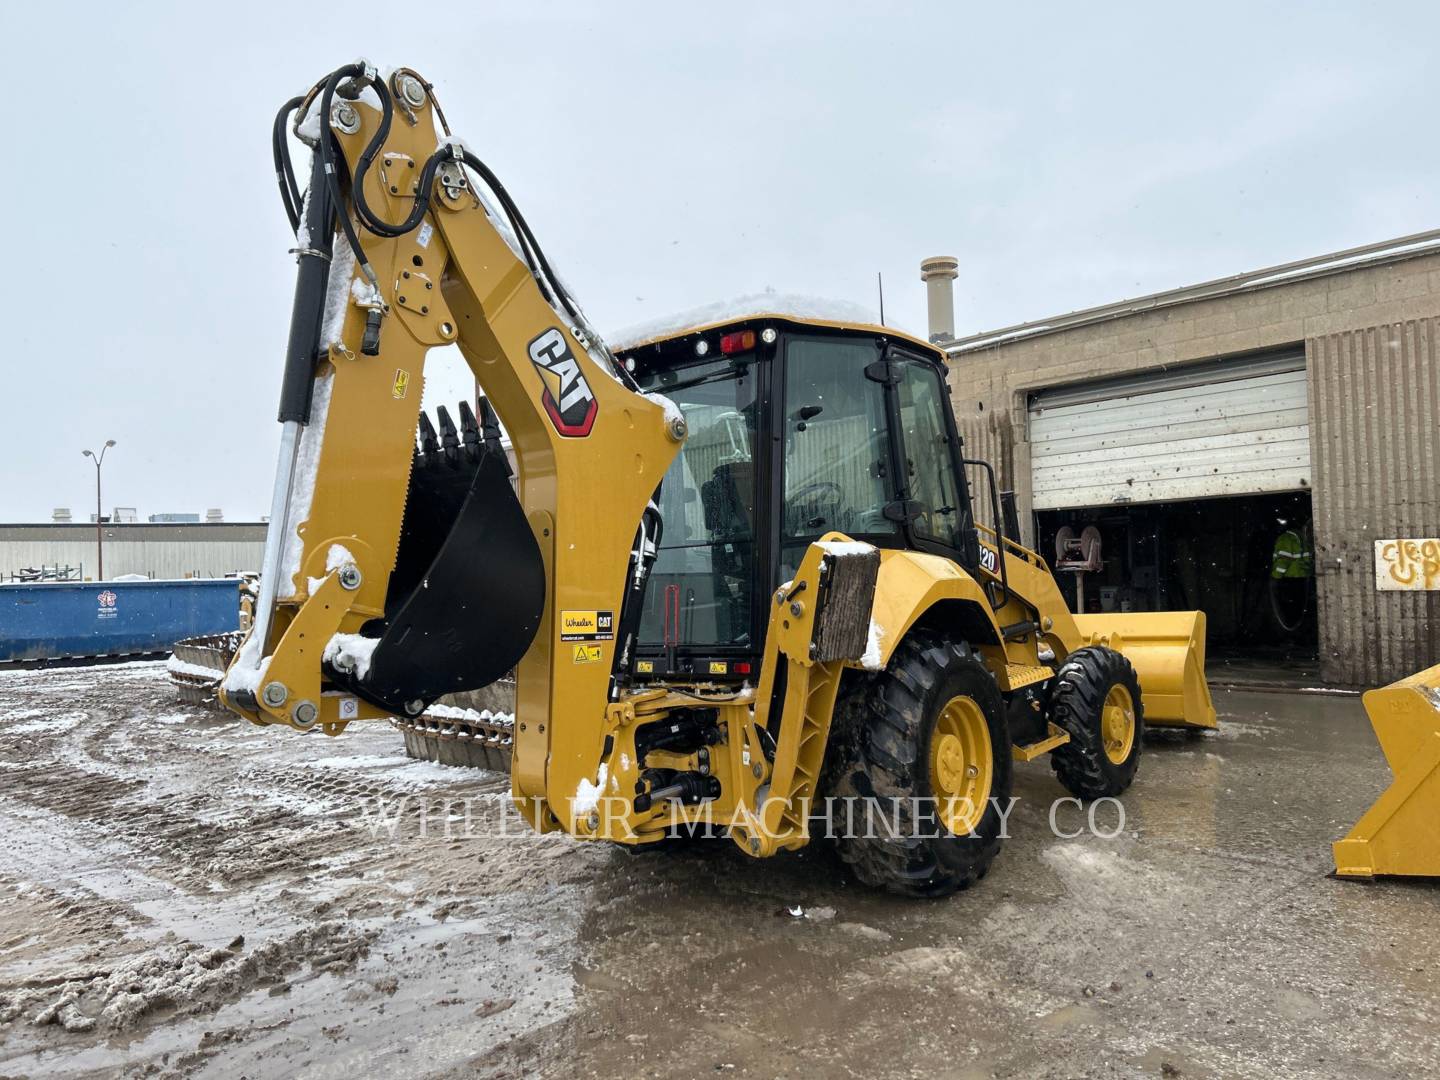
xmin=832 ymin=635 xmax=1013 ymax=898
xmin=1048 ymin=646 xmax=1144 ymax=799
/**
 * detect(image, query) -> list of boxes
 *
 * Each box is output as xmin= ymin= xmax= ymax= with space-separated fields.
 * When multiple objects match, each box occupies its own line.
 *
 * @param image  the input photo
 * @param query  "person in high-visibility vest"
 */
xmin=1271 ymin=522 xmax=1313 ymax=580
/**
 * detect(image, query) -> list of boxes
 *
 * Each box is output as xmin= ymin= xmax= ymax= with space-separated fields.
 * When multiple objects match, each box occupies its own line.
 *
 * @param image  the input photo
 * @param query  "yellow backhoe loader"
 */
xmin=221 ymin=61 xmax=1216 ymax=896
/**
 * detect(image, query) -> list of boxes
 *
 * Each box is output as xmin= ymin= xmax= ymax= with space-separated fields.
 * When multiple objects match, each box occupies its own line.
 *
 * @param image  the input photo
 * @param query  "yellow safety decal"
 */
xmin=636 ymin=660 xmax=654 ymax=674
xmin=392 ymin=369 xmax=410 ymax=399
xmin=572 ymin=644 xmax=603 ymax=664
xmin=559 ymin=609 xmax=614 ymax=641
xmin=709 ymin=661 xmax=728 ymax=675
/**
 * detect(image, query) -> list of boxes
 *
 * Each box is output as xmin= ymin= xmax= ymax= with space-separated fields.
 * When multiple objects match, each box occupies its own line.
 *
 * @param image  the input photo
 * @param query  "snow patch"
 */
xmin=573 ymin=764 xmax=610 ymax=816
xmin=817 ymin=539 xmax=877 ymax=557
xmin=642 ymin=392 xmax=683 ymax=429
xmin=425 ymin=704 xmax=513 ymax=726
xmin=295 ymin=96 xmax=324 ymax=141
xmin=323 ymin=633 xmax=379 ymax=680
xmin=609 ymin=291 xmax=882 ymax=351
xmin=320 ymin=240 xmax=358 ymax=348
xmin=276 ymin=372 xmax=334 ymax=596
xmin=861 ymin=619 xmax=885 ymax=671
xmin=222 ymin=652 xmax=269 ymax=696
xmin=350 ymin=277 xmax=381 ymax=308
xmin=165 ymin=656 xmax=224 ymax=682
xmin=5 ymin=712 xmax=85 ymax=737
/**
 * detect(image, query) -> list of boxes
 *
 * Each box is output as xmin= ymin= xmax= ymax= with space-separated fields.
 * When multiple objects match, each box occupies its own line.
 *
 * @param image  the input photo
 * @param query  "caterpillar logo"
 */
xmin=528 ymin=328 xmax=597 ymax=437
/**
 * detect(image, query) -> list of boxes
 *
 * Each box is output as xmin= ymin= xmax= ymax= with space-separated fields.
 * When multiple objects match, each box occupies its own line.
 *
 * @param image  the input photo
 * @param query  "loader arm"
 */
xmin=221 ymin=62 xmax=683 ymax=832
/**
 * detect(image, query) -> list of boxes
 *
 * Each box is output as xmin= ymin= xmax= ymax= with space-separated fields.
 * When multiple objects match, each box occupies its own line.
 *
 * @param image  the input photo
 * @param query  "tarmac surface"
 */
xmin=0 ymin=662 xmax=1435 ymax=1079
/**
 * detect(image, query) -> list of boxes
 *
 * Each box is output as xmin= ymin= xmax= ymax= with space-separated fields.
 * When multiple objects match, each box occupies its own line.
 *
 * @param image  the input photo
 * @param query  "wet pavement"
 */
xmin=0 ymin=663 xmax=1435 ymax=1079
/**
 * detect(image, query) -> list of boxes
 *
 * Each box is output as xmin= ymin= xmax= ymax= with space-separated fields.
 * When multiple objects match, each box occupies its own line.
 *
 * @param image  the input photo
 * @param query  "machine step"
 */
xmin=1012 ymin=722 xmax=1071 ymax=763
xmin=997 ymin=662 xmax=1054 ymax=692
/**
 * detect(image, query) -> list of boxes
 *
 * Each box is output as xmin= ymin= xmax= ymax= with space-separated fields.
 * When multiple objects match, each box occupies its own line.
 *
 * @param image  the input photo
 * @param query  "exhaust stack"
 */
xmin=920 ymin=255 xmax=959 ymax=344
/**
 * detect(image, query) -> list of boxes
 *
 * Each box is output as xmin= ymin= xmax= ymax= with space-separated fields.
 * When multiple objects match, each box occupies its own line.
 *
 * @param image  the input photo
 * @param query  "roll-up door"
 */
xmin=1028 ymin=352 xmax=1309 ymax=510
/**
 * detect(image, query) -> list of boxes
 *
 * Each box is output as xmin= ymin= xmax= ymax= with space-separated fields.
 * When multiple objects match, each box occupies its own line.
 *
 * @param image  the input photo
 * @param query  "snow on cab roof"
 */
xmin=607 ymin=291 xmax=937 ymax=355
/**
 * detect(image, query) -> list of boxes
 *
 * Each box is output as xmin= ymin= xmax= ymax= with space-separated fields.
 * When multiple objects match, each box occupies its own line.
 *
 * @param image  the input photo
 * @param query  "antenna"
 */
xmin=877 ymin=271 xmax=886 ymax=326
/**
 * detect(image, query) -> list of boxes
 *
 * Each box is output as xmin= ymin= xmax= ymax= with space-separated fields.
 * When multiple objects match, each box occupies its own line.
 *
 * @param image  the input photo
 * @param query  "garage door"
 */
xmin=1028 ymin=352 xmax=1310 ymax=510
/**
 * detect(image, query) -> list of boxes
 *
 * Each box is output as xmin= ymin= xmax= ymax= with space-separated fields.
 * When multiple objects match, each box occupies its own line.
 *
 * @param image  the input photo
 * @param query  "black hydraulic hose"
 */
xmin=317 ymin=64 xmax=376 ymax=288
xmin=272 ymin=95 xmax=305 ymax=232
xmin=302 ymin=63 xmax=631 ymax=382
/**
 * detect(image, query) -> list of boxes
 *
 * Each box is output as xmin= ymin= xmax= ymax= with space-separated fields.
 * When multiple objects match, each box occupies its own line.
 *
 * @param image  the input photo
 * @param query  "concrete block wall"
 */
xmin=947 ymin=252 xmax=1440 ymax=685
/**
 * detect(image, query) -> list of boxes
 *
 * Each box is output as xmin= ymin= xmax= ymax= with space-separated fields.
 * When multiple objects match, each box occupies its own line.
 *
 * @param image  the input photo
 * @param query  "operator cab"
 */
xmin=614 ymin=313 xmax=980 ymax=684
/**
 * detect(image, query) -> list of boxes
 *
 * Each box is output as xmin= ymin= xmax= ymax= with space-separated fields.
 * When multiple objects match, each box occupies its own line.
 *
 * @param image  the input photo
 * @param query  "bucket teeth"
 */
xmin=417 ymin=411 xmax=440 ymax=464
xmin=436 ymin=405 xmax=461 ymax=465
xmin=478 ymin=397 xmax=511 ymax=475
xmin=458 ymin=400 xmax=481 ymax=461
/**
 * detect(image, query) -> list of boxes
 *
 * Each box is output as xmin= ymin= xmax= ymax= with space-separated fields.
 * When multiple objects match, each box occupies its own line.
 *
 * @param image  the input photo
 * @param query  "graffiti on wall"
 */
xmin=1374 ymin=539 xmax=1440 ymax=591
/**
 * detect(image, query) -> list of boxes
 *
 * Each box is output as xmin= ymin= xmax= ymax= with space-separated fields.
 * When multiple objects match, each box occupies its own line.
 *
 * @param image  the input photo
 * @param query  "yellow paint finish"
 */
xmin=929 ymin=693 xmax=993 ymax=834
xmin=1102 ymin=683 xmax=1137 ymax=764
xmin=1334 ymin=663 xmax=1440 ymax=878
xmin=431 ymin=185 xmax=678 ymax=832
xmin=1011 ymin=723 xmax=1071 ymax=762
xmin=738 ymin=541 xmax=849 ymax=856
xmin=863 ymin=549 xmax=1002 ymax=671
xmin=996 ymin=663 xmax=1055 ymax=692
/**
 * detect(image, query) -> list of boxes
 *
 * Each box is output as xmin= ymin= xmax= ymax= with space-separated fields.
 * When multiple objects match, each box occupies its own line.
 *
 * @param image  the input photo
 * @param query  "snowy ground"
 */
xmin=0 ymin=663 xmax=1436 ymax=1079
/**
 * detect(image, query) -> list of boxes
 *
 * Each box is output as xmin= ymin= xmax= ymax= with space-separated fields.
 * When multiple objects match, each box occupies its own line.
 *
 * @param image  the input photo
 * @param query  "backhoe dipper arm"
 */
xmin=222 ymin=62 xmax=683 ymax=832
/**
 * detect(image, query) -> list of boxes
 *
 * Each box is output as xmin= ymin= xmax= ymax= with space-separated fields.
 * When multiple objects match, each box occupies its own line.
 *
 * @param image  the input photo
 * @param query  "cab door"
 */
xmin=886 ymin=351 xmax=980 ymax=569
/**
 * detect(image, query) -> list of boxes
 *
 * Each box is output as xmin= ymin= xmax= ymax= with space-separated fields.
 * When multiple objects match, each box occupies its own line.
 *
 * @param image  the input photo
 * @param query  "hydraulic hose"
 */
xmin=272 ymin=95 xmax=305 ymax=232
xmin=293 ymin=62 xmax=634 ymax=386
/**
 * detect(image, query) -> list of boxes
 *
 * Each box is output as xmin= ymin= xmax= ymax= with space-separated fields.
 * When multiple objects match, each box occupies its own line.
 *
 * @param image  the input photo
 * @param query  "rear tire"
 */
xmin=832 ymin=634 xmax=1013 ymax=898
xmin=1048 ymin=646 xmax=1144 ymax=799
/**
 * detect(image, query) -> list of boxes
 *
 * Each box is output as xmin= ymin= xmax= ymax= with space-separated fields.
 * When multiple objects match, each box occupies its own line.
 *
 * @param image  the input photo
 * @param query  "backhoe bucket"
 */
xmin=1333 ymin=663 xmax=1440 ymax=879
xmin=328 ymin=403 xmax=545 ymax=717
xmin=1072 ymin=611 xmax=1216 ymax=730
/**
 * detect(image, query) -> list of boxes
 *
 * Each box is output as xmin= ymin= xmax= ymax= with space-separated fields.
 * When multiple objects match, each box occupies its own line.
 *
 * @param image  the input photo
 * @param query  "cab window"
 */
xmin=894 ymin=358 xmax=965 ymax=550
xmin=780 ymin=336 xmax=897 ymax=579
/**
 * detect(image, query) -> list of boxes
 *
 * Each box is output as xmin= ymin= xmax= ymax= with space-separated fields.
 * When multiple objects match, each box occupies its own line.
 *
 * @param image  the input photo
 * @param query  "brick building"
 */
xmin=930 ymin=231 xmax=1440 ymax=686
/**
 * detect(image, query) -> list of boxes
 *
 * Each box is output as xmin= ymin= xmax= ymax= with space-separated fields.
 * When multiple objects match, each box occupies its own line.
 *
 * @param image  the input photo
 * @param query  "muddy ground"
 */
xmin=0 ymin=663 xmax=1435 ymax=1079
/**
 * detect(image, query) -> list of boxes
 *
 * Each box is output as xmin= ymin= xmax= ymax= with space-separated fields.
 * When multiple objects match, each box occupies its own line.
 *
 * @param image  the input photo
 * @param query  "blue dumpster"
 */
xmin=0 ymin=579 xmax=241 ymax=663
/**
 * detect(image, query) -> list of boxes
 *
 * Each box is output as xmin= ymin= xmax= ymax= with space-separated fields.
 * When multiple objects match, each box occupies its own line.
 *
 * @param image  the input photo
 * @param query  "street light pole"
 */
xmin=81 ymin=440 xmax=116 ymax=580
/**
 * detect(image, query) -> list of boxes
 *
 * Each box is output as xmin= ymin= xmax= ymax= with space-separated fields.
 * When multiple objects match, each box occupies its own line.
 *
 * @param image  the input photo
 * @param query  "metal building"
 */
xmin=933 ymin=230 xmax=1440 ymax=687
xmin=0 ymin=522 xmax=267 ymax=582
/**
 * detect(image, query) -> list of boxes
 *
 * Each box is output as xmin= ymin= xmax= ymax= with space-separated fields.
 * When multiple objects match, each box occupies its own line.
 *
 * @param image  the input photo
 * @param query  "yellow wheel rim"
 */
xmin=1101 ymin=684 xmax=1136 ymax=765
xmin=928 ymin=695 xmax=994 ymax=835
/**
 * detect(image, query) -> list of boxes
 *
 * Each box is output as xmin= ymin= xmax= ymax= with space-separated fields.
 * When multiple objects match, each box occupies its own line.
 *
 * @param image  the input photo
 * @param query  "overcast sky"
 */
xmin=4 ymin=1 xmax=1437 ymax=521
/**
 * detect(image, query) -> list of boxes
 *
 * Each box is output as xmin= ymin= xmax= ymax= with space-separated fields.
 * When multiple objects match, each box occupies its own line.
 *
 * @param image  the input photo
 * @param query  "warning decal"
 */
xmin=572 ymin=644 xmax=604 ymax=664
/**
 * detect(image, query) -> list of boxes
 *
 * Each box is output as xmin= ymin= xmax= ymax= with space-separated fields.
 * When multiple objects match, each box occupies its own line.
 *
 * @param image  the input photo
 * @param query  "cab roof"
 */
xmin=608 ymin=293 xmax=943 ymax=361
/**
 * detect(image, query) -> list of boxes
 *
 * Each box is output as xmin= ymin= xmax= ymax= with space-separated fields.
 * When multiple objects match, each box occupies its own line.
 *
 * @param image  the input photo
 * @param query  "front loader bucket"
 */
xmin=1333 ymin=663 xmax=1440 ymax=879
xmin=1072 ymin=611 xmax=1217 ymax=729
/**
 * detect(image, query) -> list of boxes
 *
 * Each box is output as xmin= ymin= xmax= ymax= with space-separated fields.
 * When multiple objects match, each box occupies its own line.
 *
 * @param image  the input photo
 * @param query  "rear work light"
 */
xmin=720 ymin=330 xmax=756 ymax=355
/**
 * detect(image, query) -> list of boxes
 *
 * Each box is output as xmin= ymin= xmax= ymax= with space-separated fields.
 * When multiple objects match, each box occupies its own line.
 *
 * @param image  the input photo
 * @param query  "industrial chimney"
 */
xmin=920 ymin=256 xmax=959 ymax=344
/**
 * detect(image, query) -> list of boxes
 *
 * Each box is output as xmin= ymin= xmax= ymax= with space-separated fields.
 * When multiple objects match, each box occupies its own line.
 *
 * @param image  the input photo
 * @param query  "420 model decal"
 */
xmin=528 ymin=328 xmax=597 ymax=437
